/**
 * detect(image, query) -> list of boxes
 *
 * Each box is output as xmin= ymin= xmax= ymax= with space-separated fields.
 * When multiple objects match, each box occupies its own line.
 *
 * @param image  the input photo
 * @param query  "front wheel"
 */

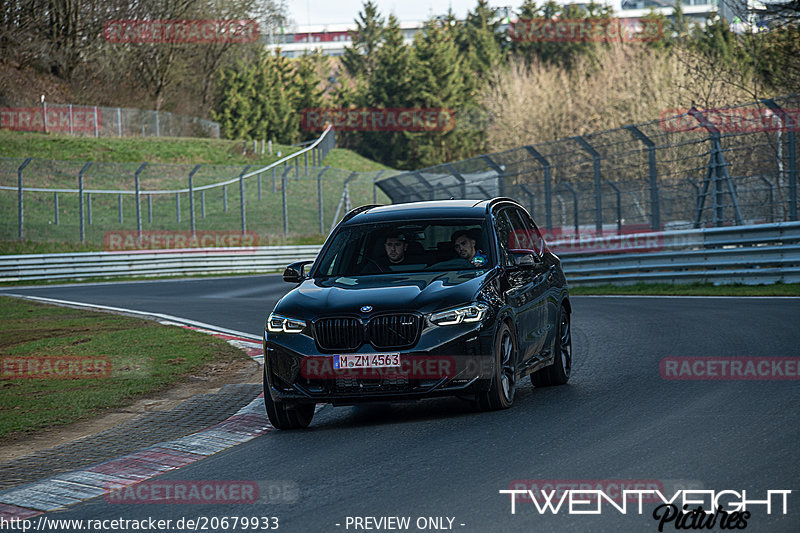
xmin=263 ymin=369 xmax=315 ymax=429
xmin=531 ymin=306 xmax=572 ymax=387
xmin=476 ymin=323 xmax=516 ymax=411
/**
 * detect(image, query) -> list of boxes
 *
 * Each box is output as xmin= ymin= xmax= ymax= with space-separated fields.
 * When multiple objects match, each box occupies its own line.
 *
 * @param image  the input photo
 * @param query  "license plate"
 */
xmin=334 ymin=353 xmax=401 ymax=369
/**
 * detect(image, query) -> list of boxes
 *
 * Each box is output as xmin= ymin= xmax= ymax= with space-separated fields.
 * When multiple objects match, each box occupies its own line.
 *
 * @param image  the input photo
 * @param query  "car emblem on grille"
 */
xmin=360 ymin=305 xmax=373 ymax=313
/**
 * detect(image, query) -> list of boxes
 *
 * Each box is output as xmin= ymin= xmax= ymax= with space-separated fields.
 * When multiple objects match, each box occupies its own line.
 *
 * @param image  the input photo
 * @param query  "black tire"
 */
xmin=476 ymin=322 xmax=516 ymax=411
xmin=263 ymin=368 xmax=315 ymax=429
xmin=531 ymin=306 xmax=572 ymax=387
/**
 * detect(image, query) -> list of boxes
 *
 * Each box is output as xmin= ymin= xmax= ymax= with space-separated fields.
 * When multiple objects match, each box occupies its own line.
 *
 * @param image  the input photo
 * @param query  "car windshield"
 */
xmin=314 ymin=219 xmax=493 ymax=277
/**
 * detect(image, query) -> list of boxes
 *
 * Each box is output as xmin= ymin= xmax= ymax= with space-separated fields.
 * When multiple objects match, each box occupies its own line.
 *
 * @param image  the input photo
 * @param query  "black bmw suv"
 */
xmin=263 ymin=198 xmax=571 ymax=429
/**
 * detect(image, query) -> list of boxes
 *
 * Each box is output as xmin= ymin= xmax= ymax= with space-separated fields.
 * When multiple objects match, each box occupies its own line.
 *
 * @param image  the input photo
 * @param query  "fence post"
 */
xmin=304 ymin=150 xmax=308 ymax=177
xmin=372 ymin=170 xmax=386 ymax=203
xmin=272 ymin=167 xmax=276 ymax=193
xmin=560 ymin=182 xmax=579 ymax=235
xmin=54 ymin=192 xmax=59 ymax=225
xmin=42 ymin=100 xmax=47 ymax=134
xmin=223 ymin=185 xmax=227 ymax=212
xmin=117 ymin=108 xmax=122 ymax=137
xmin=155 ymin=110 xmax=160 ymax=137
xmin=93 ymin=106 xmax=98 ymax=137
xmin=624 ymin=125 xmax=659 ymax=230
xmin=257 ymin=173 xmax=262 ymax=201
xmin=523 ymin=146 xmax=552 ymax=229
xmin=201 ymin=191 xmax=206 ymax=218
xmin=69 ymin=104 xmax=73 ymax=135
xmin=318 ymin=166 xmax=330 ymax=234
xmin=282 ymin=165 xmax=292 ymax=236
xmin=188 ymin=164 xmax=202 ymax=235
xmin=88 ymin=193 xmax=92 ymax=225
xmin=239 ymin=165 xmax=250 ymax=234
xmin=763 ymin=99 xmax=798 ymax=221
xmin=134 ymin=163 xmax=146 ymax=242
xmin=17 ymin=158 xmax=31 ymax=239
xmin=118 ymin=194 xmax=123 ymax=223
xmin=295 ymin=157 xmax=299 ymax=180
xmin=78 ymin=161 xmax=91 ymax=241
xmin=445 ymin=164 xmax=467 ymax=199
xmin=756 ymin=175 xmax=775 ymax=223
xmin=148 ymin=194 xmax=152 ymax=224
xmin=481 ymin=155 xmax=505 ymax=197
xmin=176 ymin=192 xmax=180 ymax=222
xmin=573 ymin=136 xmax=603 ymax=232
xmin=605 ymin=180 xmax=622 ymax=233
xmin=519 ymin=184 xmax=536 ymax=218
xmin=413 ymin=172 xmax=434 ymax=201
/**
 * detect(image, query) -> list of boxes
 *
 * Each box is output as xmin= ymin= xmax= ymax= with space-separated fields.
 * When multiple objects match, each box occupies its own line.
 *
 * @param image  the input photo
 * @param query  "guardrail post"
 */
xmin=481 ymin=155 xmax=505 ymax=198
xmin=519 ymin=184 xmax=535 ymax=218
xmin=624 ymin=125 xmax=659 ymax=230
xmin=523 ymin=146 xmax=552 ymax=229
xmin=134 ymin=162 xmax=146 ymax=242
xmin=763 ymin=99 xmax=798 ymax=221
xmin=78 ymin=161 xmax=91 ymax=241
xmin=17 ymin=158 xmax=31 ymax=239
xmin=573 ymin=136 xmax=603 ymax=232
xmin=605 ymin=180 xmax=622 ymax=232
xmin=282 ymin=165 xmax=292 ymax=236
xmin=176 ymin=193 xmax=180 ymax=222
xmin=318 ymin=166 xmax=330 ymax=234
xmin=118 ymin=194 xmax=123 ymax=223
xmin=54 ymin=192 xmax=59 ymax=225
xmin=304 ymin=151 xmax=308 ymax=177
xmin=239 ymin=165 xmax=250 ymax=234
xmin=560 ymin=182 xmax=579 ymax=235
xmin=188 ymin=164 xmax=201 ymax=235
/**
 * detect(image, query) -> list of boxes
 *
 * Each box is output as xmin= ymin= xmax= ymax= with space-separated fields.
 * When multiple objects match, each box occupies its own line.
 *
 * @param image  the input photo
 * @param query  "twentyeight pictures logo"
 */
xmin=104 ymin=19 xmax=259 ymax=43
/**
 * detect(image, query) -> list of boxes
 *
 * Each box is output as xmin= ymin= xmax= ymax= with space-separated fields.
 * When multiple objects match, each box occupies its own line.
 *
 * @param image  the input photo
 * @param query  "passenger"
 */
xmin=452 ymin=229 xmax=488 ymax=267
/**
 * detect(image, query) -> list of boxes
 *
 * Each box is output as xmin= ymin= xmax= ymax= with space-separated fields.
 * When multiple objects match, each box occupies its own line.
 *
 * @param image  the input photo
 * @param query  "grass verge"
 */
xmin=0 ymin=296 xmax=247 ymax=438
xmin=569 ymin=282 xmax=800 ymax=296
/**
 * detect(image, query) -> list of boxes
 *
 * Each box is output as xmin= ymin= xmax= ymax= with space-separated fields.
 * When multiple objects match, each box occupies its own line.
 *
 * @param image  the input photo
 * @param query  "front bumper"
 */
xmin=263 ymin=322 xmax=496 ymax=406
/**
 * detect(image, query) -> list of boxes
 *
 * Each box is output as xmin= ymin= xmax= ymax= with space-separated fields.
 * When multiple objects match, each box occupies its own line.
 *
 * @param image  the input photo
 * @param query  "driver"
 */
xmin=452 ymin=230 xmax=487 ymax=267
xmin=363 ymin=232 xmax=410 ymax=273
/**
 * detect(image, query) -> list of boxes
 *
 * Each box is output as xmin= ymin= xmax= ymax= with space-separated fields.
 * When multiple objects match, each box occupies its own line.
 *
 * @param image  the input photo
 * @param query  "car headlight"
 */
xmin=429 ymin=303 xmax=489 ymax=326
xmin=266 ymin=313 xmax=306 ymax=333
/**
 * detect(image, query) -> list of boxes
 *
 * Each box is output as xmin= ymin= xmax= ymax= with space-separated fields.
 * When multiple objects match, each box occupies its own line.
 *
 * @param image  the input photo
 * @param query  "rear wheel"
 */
xmin=476 ymin=323 xmax=516 ymax=410
xmin=531 ymin=306 xmax=571 ymax=387
xmin=263 ymin=368 xmax=315 ymax=429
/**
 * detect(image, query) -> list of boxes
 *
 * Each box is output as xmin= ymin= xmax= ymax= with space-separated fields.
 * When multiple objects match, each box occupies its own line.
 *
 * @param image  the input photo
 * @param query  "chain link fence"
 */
xmin=378 ymin=94 xmax=799 ymax=236
xmin=0 ymin=102 xmax=220 ymax=139
xmin=0 ymin=127 xmax=376 ymax=246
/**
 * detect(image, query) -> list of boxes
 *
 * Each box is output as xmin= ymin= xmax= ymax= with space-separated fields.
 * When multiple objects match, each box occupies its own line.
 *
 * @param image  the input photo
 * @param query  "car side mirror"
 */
xmin=283 ymin=260 xmax=314 ymax=283
xmin=508 ymin=249 xmax=541 ymax=268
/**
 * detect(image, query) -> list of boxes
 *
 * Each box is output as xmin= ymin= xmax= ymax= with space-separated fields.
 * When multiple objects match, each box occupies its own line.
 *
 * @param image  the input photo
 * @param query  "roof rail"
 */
xmin=479 ymin=197 xmax=521 ymax=211
xmin=340 ymin=204 xmax=381 ymax=224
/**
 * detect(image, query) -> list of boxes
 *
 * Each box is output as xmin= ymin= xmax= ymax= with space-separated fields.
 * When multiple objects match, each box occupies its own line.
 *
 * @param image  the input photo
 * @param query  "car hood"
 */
xmin=274 ymin=270 xmax=491 ymax=319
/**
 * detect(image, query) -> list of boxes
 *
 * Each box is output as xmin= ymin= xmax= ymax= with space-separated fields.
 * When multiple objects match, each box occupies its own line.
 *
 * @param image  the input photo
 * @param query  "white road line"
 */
xmin=1 ymin=294 xmax=262 ymax=341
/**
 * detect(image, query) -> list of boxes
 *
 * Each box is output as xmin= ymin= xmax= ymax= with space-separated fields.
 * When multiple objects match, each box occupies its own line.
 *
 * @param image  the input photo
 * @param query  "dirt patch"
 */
xmin=0 ymin=354 xmax=262 ymax=462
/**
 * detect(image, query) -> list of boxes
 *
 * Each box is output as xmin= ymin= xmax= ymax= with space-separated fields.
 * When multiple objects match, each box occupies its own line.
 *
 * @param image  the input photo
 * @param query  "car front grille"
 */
xmin=368 ymin=314 xmax=421 ymax=349
xmin=313 ymin=318 xmax=362 ymax=351
xmin=313 ymin=313 xmax=422 ymax=351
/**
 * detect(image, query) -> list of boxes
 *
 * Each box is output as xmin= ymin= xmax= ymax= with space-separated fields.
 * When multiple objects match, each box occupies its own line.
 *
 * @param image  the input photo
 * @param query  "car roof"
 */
xmin=341 ymin=199 xmax=519 ymax=225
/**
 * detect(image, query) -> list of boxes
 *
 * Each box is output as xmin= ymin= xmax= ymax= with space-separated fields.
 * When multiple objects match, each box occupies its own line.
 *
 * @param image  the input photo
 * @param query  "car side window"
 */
xmin=511 ymin=208 xmax=542 ymax=255
xmin=493 ymin=209 xmax=516 ymax=267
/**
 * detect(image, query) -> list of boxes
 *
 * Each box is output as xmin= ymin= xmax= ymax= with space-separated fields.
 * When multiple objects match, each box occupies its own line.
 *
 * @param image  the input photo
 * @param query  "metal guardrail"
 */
xmin=1 ymin=222 xmax=798 ymax=285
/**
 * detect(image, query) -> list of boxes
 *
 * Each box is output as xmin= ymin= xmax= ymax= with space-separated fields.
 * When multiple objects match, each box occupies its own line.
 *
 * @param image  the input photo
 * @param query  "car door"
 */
xmin=493 ymin=207 xmax=545 ymax=369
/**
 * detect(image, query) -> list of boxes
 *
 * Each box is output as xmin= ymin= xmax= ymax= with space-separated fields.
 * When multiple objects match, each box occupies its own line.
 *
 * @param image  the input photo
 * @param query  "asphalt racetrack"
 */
xmin=2 ymin=276 xmax=799 ymax=532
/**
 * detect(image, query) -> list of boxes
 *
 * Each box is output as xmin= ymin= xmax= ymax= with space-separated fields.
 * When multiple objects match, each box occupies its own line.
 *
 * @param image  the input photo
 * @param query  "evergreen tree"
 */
xmin=212 ymin=64 xmax=255 ymax=140
xmin=459 ymin=0 xmax=504 ymax=78
xmin=292 ymin=52 xmax=326 ymax=141
xmin=342 ymin=1 xmax=385 ymax=78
